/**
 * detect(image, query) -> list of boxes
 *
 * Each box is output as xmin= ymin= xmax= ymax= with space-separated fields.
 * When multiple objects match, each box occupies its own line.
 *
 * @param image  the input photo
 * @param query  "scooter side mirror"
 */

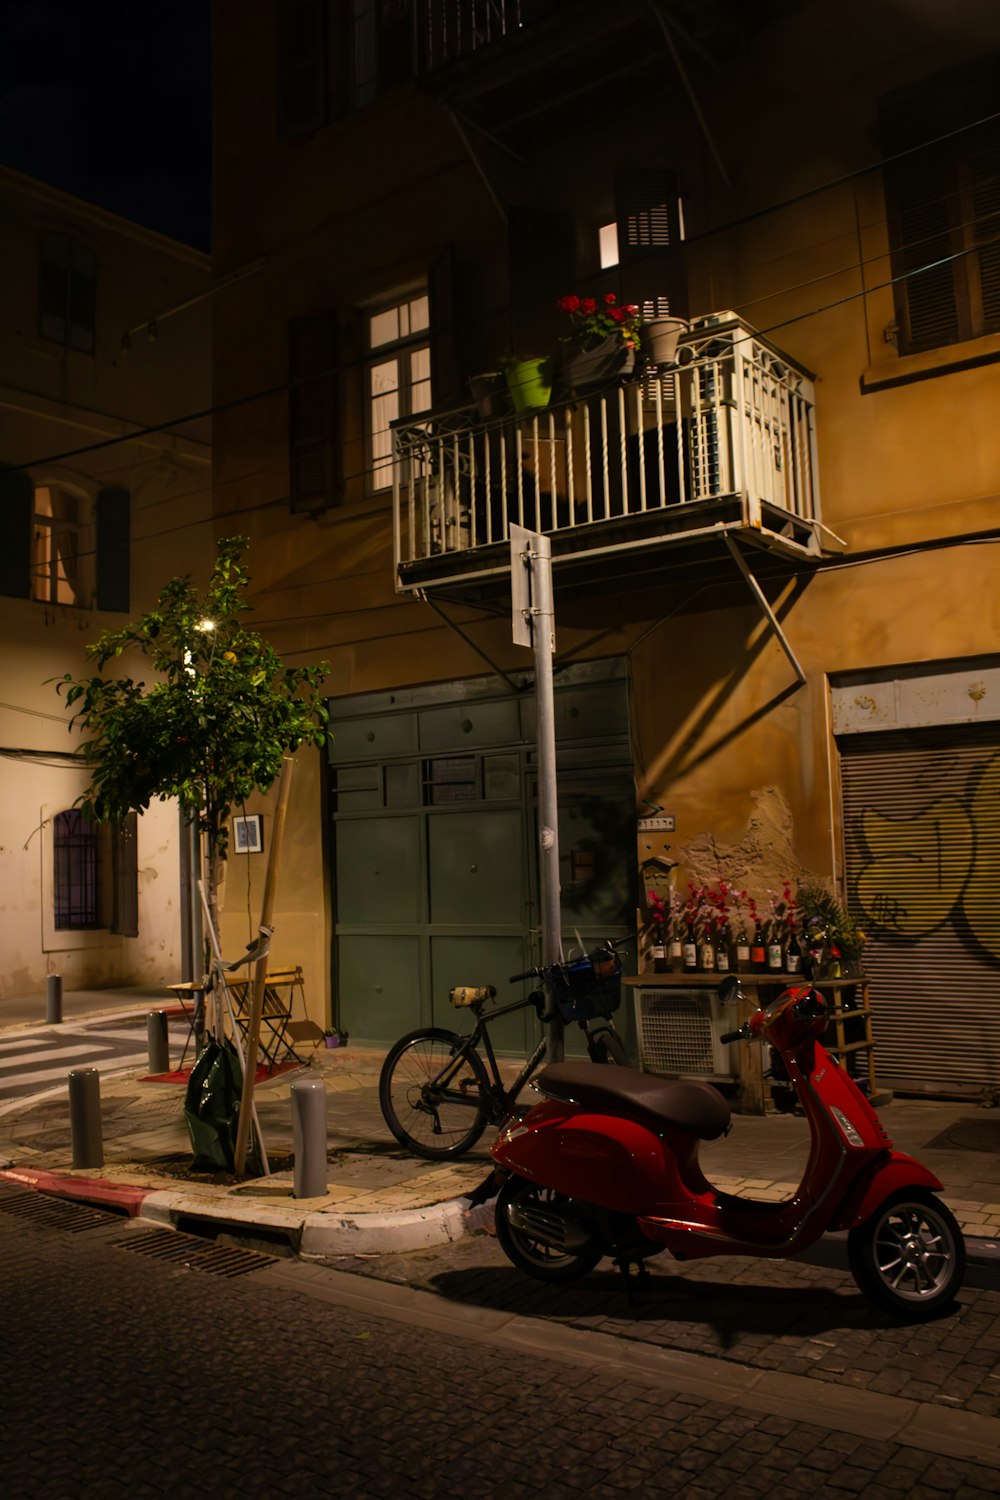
xmin=718 ymin=973 xmax=741 ymax=1007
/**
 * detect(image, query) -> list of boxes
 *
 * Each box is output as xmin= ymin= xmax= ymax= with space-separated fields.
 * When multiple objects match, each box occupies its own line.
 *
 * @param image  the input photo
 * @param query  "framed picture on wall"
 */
xmin=232 ymin=814 xmax=263 ymax=854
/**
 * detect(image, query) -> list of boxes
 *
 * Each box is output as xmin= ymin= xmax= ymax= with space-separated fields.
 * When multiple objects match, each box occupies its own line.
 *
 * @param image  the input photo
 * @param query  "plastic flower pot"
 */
xmin=644 ymin=316 xmax=689 ymax=367
xmin=505 ymin=356 xmax=552 ymax=413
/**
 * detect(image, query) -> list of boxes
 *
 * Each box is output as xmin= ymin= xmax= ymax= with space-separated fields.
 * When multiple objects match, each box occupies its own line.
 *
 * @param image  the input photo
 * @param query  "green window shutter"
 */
xmin=290 ymin=310 xmax=340 ymax=513
xmin=276 ymin=0 xmax=328 ymax=138
xmin=96 ymin=486 xmax=130 ymax=612
xmin=614 ymin=168 xmax=686 ymax=317
xmin=0 ymin=468 xmax=32 ymax=598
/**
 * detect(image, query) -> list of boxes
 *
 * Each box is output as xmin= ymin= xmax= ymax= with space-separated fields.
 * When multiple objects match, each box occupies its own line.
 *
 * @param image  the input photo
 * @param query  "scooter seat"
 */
xmin=533 ymin=1062 xmax=731 ymax=1141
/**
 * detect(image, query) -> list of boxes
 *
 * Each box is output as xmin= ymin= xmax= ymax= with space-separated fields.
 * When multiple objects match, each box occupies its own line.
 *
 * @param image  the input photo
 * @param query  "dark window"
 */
xmin=53 ymin=810 xmax=101 ymax=929
xmin=53 ymin=811 xmax=138 ymax=933
xmin=290 ymin=311 xmax=341 ymax=511
xmin=276 ymin=0 xmax=328 ymax=137
xmin=38 ymin=233 xmax=96 ymax=351
xmin=881 ymin=53 xmax=1000 ymax=355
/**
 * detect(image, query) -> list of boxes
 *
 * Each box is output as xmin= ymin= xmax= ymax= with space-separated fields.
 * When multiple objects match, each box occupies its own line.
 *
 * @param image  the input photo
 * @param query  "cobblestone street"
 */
xmin=3 ymin=1200 xmax=999 ymax=1498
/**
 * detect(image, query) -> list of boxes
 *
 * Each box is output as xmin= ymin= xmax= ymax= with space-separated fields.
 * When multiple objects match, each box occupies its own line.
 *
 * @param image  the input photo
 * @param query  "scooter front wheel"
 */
xmin=848 ymin=1188 xmax=965 ymax=1318
xmin=496 ymin=1175 xmax=604 ymax=1283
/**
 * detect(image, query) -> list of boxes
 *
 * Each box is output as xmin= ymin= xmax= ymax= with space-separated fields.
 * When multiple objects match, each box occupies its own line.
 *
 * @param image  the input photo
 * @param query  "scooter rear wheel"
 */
xmin=496 ymin=1175 xmax=604 ymax=1283
xmin=848 ymin=1188 xmax=965 ymax=1318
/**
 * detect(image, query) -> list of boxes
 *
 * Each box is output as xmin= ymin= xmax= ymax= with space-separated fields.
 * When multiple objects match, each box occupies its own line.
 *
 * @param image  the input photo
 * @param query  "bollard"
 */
xmin=46 ymin=974 xmax=63 ymax=1025
xmin=291 ymin=1077 xmax=328 ymax=1199
xmin=147 ymin=1010 xmax=170 ymax=1074
xmin=68 ymin=1068 xmax=104 ymax=1170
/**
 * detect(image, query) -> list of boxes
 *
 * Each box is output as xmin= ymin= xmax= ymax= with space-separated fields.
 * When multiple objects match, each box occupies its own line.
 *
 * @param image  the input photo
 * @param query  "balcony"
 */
xmin=393 ymin=313 xmax=838 ymax=610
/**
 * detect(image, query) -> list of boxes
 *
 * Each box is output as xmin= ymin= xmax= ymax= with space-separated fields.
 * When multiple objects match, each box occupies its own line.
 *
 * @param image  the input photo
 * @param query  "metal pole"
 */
xmin=530 ymin=534 xmax=565 ymax=1063
xmin=147 ymin=1010 xmax=170 ymax=1074
xmin=68 ymin=1068 xmax=103 ymax=1169
xmin=46 ymin=974 xmax=62 ymax=1025
xmin=291 ymin=1077 xmax=328 ymax=1199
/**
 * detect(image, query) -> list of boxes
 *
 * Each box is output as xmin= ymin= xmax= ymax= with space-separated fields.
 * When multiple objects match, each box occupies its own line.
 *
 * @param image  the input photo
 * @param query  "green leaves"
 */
xmin=52 ymin=536 xmax=329 ymax=853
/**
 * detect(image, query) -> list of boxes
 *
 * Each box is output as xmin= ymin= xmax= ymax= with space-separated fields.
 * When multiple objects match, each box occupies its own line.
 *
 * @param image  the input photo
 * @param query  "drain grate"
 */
xmin=112 ymin=1227 xmax=277 ymax=1278
xmin=0 ymin=1189 xmax=117 ymax=1234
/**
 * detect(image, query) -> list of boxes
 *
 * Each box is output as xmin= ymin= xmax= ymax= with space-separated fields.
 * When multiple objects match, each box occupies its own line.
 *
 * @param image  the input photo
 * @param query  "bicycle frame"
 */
xmin=435 ymin=992 xmax=548 ymax=1125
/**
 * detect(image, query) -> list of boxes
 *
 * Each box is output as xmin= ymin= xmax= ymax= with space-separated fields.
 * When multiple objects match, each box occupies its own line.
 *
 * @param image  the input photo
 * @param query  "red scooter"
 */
xmin=490 ymin=976 xmax=965 ymax=1317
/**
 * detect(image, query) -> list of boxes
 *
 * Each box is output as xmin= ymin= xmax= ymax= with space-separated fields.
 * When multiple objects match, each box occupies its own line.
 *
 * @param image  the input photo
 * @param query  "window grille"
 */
xmin=53 ymin=809 xmax=100 ymax=930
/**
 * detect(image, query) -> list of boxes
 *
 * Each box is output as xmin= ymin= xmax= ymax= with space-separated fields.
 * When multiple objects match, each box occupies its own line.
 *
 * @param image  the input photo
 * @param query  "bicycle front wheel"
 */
xmin=379 ymin=1028 xmax=491 ymax=1160
xmin=585 ymin=1024 xmax=631 ymax=1067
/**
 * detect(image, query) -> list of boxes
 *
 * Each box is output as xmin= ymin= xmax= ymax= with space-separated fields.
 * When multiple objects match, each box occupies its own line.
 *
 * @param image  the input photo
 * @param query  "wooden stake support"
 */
xmin=233 ymin=756 xmax=294 ymax=1177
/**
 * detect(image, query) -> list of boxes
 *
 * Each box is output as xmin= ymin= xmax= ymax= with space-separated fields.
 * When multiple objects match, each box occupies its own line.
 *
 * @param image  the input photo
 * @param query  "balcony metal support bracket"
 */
xmin=723 ymin=535 xmax=807 ymax=687
xmin=447 ymin=109 xmax=513 ymax=226
xmin=417 ymin=589 xmax=523 ymax=693
xmin=646 ymin=0 xmax=731 ymax=186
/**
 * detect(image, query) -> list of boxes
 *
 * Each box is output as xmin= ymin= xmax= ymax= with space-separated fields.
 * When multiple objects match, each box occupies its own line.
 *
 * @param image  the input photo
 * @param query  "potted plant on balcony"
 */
xmin=555 ymin=292 xmax=642 ymax=395
xmin=642 ymin=314 xmax=689 ymax=367
xmin=501 ymin=352 xmax=554 ymax=413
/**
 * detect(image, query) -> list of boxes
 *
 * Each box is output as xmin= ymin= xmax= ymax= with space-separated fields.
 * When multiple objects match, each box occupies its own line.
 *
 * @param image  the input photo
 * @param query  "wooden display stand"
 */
xmin=625 ymin=970 xmax=884 ymax=1115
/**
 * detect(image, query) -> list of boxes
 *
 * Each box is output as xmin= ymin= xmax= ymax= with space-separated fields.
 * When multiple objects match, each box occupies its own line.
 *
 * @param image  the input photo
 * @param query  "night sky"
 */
xmin=0 ymin=0 xmax=211 ymax=250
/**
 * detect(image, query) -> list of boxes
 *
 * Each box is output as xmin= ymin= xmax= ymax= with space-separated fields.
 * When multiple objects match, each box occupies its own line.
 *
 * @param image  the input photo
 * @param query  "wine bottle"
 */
xmin=682 ymin=923 xmax=698 ymax=972
xmin=668 ymin=935 xmax=684 ymax=973
xmin=699 ymin=933 xmax=715 ymax=971
xmin=786 ymin=929 xmax=802 ymax=975
xmin=750 ymin=922 xmax=766 ymax=971
xmin=735 ymin=925 xmax=750 ymax=971
xmin=767 ymin=933 xmax=784 ymax=971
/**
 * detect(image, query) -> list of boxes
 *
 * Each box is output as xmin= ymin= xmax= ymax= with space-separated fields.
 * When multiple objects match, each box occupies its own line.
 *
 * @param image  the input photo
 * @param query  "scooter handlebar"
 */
xmin=719 ymin=1026 xmax=747 ymax=1045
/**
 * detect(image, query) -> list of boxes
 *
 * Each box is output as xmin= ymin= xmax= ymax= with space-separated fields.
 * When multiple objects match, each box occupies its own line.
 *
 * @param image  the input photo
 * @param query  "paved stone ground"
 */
xmin=2 ymin=1204 xmax=998 ymax=1499
xmin=323 ymin=1233 xmax=1000 ymax=1423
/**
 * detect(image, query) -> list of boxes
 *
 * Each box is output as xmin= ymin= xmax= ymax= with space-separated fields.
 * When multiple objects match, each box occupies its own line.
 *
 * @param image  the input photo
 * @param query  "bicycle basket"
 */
xmin=547 ymin=950 xmax=622 ymax=1022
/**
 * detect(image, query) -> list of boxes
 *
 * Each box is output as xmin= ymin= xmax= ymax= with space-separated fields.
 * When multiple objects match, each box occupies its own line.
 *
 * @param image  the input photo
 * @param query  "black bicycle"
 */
xmin=378 ymin=938 xmax=631 ymax=1160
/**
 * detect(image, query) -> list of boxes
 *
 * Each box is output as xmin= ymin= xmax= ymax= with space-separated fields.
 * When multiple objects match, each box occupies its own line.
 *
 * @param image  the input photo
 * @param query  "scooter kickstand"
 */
xmin=613 ymin=1256 xmax=650 ymax=1306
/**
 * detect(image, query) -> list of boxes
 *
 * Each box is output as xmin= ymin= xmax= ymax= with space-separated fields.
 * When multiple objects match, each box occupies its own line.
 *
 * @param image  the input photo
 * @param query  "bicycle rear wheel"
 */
xmin=379 ymin=1028 xmax=491 ymax=1160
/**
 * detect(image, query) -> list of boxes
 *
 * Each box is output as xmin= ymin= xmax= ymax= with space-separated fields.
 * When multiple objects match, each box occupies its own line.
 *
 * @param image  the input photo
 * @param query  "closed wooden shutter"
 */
xmin=96 ymin=486 xmax=130 ymax=612
xmin=289 ymin=311 xmax=340 ymax=513
xmin=507 ymin=205 xmax=578 ymax=353
xmin=0 ymin=468 xmax=32 ymax=598
xmin=880 ymin=51 xmax=1000 ymax=353
xmin=111 ymin=812 xmax=139 ymax=938
xmin=275 ymin=0 xmax=327 ymax=138
xmin=840 ymin=725 xmax=1000 ymax=1094
xmin=614 ymin=168 xmax=686 ymax=317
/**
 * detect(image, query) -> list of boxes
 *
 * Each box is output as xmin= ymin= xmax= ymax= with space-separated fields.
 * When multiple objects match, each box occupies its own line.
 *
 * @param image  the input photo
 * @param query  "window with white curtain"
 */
xmin=366 ymin=291 xmax=432 ymax=490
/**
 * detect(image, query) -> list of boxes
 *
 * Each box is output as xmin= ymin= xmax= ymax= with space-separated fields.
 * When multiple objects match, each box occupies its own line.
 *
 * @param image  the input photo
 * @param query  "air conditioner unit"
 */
xmin=634 ymin=987 xmax=735 ymax=1078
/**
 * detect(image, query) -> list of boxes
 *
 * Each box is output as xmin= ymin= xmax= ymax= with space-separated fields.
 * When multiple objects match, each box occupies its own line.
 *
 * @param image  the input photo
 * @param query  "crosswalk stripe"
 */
xmin=0 ymin=1051 xmax=149 ymax=1094
xmin=0 ymin=1043 xmax=117 ymax=1072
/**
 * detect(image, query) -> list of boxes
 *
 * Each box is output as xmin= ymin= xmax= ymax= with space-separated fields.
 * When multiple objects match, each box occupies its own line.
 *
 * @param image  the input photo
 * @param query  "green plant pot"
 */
xmin=505 ymin=356 xmax=552 ymax=413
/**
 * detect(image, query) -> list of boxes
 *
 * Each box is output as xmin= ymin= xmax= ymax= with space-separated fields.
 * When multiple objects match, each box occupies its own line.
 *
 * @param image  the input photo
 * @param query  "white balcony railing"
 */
xmin=393 ymin=313 xmax=820 ymax=586
xmin=419 ymin=0 xmax=523 ymax=72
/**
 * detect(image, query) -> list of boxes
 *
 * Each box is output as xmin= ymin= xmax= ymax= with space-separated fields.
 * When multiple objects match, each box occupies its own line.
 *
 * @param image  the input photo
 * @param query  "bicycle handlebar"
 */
xmin=507 ymin=934 xmax=632 ymax=985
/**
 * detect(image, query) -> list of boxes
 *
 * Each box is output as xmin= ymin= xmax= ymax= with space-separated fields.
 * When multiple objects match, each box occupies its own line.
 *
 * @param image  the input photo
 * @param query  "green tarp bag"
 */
xmin=183 ymin=1037 xmax=244 ymax=1171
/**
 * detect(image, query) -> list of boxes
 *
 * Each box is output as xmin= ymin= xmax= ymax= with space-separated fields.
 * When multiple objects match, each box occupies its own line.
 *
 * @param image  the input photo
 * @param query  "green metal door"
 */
xmin=329 ymin=665 xmax=635 ymax=1048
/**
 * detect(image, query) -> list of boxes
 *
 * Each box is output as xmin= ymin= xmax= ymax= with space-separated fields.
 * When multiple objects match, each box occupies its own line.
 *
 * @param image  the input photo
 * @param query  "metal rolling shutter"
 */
xmin=840 ymin=725 xmax=1000 ymax=1095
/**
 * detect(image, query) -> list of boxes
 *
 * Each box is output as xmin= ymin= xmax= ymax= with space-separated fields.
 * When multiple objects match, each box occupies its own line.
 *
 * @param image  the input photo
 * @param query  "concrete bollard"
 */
xmin=68 ymin=1068 xmax=104 ymax=1169
xmin=46 ymin=974 xmax=63 ymax=1025
xmin=147 ymin=1010 xmax=170 ymax=1074
xmin=291 ymin=1077 xmax=328 ymax=1199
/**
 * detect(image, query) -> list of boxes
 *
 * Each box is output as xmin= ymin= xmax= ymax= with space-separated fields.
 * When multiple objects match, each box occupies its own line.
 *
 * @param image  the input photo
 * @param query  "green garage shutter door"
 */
xmin=840 ymin=724 xmax=1000 ymax=1094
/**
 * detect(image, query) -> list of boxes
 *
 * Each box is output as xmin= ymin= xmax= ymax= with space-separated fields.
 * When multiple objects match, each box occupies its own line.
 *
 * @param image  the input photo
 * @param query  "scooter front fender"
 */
xmin=830 ymin=1150 xmax=945 ymax=1232
xmin=492 ymin=1100 xmax=666 ymax=1214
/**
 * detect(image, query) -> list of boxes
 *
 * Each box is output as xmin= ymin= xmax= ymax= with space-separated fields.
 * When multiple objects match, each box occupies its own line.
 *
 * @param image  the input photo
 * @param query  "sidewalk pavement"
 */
xmin=1 ymin=987 xmax=998 ymax=1269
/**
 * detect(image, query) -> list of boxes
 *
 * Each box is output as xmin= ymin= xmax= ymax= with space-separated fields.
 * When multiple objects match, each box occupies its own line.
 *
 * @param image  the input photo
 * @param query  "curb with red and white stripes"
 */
xmin=0 ymin=1163 xmax=472 ymax=1256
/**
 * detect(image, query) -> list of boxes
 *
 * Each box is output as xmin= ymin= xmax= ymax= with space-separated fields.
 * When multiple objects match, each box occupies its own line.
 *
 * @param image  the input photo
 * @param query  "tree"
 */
xmin=54 ymin=535 xmax=329 ymax=944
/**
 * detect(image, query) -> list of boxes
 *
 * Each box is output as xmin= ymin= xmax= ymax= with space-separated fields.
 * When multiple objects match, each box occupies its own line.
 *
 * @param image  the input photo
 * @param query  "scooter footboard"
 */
xmin=829 ymin=1150 xmax=945 ymax=1231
